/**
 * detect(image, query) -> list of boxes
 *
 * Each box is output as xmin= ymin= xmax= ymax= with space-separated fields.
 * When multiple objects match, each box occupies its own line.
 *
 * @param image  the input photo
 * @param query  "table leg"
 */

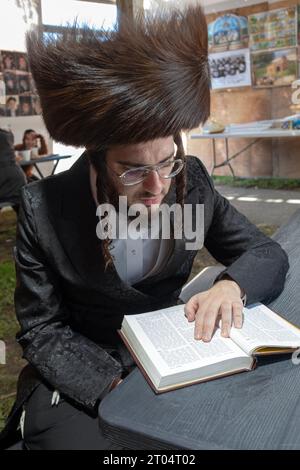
xmin=33 ymin=163 xmax=44 ymax=179
xmin=211 ymin=138 xmax=217 ymax=175
xmin=212 ymin=138 xmax=260 ymax=177
xmin=225 ymin=138 xmax=235 ymax=177
xmin=51 ymin=160 xmax=59 ymax=176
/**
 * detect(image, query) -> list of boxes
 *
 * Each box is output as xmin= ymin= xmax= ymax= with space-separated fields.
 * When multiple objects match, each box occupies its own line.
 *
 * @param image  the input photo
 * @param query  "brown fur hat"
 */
xmin=26 ymin=5 xmax=210 ymax=150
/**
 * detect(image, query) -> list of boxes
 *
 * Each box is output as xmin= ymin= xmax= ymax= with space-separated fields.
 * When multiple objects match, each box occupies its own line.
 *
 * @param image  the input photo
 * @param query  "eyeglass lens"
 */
xmin=122 ymin=160 xmax=183 ymax=185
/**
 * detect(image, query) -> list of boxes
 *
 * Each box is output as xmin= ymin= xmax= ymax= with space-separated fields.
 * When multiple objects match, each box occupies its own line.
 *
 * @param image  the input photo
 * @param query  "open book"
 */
xmin=119 ymin=303 xmax=300 ymax=393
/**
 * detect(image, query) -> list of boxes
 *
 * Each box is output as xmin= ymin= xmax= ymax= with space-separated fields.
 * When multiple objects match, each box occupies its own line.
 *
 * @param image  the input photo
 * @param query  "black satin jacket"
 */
xmin=0 ymin=128 xmax=26 ymax=205
xmin=1 ymin=154 xmax=289 ymax=440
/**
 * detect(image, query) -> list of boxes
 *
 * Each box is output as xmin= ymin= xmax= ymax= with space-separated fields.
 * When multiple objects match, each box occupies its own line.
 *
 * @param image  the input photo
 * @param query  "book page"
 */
xmin=123 ymin=305 xmax=249 ymax=376
xmin=230 ymin=303 xmax=300 ymax=355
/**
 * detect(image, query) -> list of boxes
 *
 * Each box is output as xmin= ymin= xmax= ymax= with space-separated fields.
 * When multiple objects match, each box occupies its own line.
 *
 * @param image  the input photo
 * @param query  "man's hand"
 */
xmin=184 ymin=279 xmax=244 ymax=342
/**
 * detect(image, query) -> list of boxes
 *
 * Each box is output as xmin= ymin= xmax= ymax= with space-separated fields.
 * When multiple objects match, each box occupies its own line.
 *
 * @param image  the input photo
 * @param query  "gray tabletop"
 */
xmin=99 ymin=354 xmax=300 ymax=450
xmin=19 ymin=154 xmax=72 ymax=166
xmin=19 ymin=154 xmax=72 ymax=178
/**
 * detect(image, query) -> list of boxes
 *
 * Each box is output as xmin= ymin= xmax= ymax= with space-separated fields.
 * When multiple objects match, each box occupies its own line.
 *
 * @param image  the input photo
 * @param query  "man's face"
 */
xmin=4 ymin=56 xmax=12 ymax=69
xmin=105 ymin=136 xmax=175 ymax=208
xmin=19 ymin=57 xmax=27 ymax=70
xmin=7 ymin=79 xmax=14 ymax=90
xmin=7 ymin=99 xmax=16 ymax=110
xmin=22 ymin=103 xmax=30 ymax=114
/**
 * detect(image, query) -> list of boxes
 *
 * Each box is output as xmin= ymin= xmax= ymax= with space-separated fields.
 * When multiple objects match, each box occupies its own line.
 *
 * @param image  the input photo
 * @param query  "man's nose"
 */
xmin=142 ymin=169 xmax=164 ymax=194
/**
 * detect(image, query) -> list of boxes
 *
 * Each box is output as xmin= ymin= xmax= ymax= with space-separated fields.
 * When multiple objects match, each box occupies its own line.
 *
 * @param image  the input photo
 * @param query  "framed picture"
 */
xmin=209 ymin=48 xmax=252 ymax=90
xmin=17 ymin=74 xmax=30 ymax=94
xmin=4 ymin=71 xmax=19 ymax=95
xmin=3 ymin=95 xmax=20 ymax=117
xmin=1 ymin=51 xmax=17 ymax=71
xmin=0 ymin=49 xmax=40 ymax=116
xmin=0 ymin=73 xmax=5 ymax=105
xmin=31 ymin=95 xmax=42 ymax=115
xmin=208 ymin=14 xmax=249 ymax=52
xmin=15 ymin=53 xmax=29 ymax=73
xmin=19 ymin=95 xmax=33 ymax=116
xmin=252 ymin=48 xmax=297 ymax=87
xmin=249 ymin=7 xmax=297 ymax=52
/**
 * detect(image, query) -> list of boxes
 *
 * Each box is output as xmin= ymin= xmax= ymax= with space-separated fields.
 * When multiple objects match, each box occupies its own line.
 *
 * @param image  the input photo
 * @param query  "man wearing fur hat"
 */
xmin=0 ymin=6 xmax=289 ymax=450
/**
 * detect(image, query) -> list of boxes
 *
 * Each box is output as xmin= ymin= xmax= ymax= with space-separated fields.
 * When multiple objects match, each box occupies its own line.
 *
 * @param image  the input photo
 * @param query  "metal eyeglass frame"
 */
xmin=109 ymin=158 xmax=185 ymax=186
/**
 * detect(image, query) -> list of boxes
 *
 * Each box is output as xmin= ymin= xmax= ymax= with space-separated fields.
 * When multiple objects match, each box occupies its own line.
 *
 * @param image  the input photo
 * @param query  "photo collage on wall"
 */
xmin=208 ymin=6 xmax=299 ymax=91
xmin=0 ymin=50 xmax=41 ymax=117
xmin=208 ymin=13 xmax=251 ymax=90
xmin=209 ymin=48 xmax=251 ymax=90
xmin=249 ymin=7 xmax=297 ymax=87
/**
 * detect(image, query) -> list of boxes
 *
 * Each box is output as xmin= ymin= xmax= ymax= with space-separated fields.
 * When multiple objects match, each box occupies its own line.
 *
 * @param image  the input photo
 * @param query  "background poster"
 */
xmin=252 ymin=48 xmax=297 ymax=87
xmin=209 ymin=48 xmax=252 ymax=90
xmin=0 ymin=73 xmax=5 ymax=105
xmin=298 ymin=5 xmax=300 ymax=45
xmin=0 ymin=49 xmax=39 ymax=116
xmin=208 ymin=14 xmax=249 ymax=52
xmin=249 ymin=7 xmax=297 ymax=52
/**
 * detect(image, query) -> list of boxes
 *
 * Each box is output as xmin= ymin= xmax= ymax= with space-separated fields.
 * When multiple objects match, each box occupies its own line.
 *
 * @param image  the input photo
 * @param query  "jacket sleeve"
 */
xmin=14 ymin=187 xmax=122 ymax=414
xmin=196 ymin=160 xmax=290 ymax=306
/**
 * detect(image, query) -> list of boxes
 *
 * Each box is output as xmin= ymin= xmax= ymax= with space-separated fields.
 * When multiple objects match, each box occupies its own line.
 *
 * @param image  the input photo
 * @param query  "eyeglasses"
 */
xmin=109 ymin=158 xmax=185 ymax=186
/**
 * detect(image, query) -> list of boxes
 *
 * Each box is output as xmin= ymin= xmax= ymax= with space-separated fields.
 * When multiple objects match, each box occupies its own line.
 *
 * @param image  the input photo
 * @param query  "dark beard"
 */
xmin=104 ymin=171 xmax=175 ymax=220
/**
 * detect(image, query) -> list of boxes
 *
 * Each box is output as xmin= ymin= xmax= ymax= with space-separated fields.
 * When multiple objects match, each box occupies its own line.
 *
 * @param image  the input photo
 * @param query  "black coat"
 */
xmin=1 ymin=154 xmax=289 ymax=440
xmin=0 ymin=129 xmax=25 ymax=205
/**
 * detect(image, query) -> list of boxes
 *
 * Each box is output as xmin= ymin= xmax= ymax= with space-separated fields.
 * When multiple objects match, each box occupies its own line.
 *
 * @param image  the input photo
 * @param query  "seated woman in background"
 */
xmin=0 ymin=128 xmax=26 ymax=212
xmin=15 ymin=129 xmax=48 ymax=182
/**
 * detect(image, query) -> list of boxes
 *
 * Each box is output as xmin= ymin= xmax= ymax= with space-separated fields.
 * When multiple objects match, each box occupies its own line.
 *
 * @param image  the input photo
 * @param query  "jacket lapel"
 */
xmin=55 ymin=153 xmax=201 ymax=298
xmin=55 ymin=154 xmax=151 ymax=299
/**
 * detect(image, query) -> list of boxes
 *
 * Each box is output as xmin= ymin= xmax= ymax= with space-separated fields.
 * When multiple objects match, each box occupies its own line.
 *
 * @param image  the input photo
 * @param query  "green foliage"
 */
xmin=213 ymin=176 xmax=300 ymax=190
xmin=0 ymin=262 xmax=15 ymax=308
xmin=0 ymin=396 xmax=16 ymax=432
xmin=0 ymin=211 xmax=21 ymax=432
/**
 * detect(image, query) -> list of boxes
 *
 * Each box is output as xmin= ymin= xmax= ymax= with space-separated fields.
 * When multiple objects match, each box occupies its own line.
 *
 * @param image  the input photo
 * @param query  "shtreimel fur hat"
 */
xmin=26 ymin=5 xmax=210 ymax=150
